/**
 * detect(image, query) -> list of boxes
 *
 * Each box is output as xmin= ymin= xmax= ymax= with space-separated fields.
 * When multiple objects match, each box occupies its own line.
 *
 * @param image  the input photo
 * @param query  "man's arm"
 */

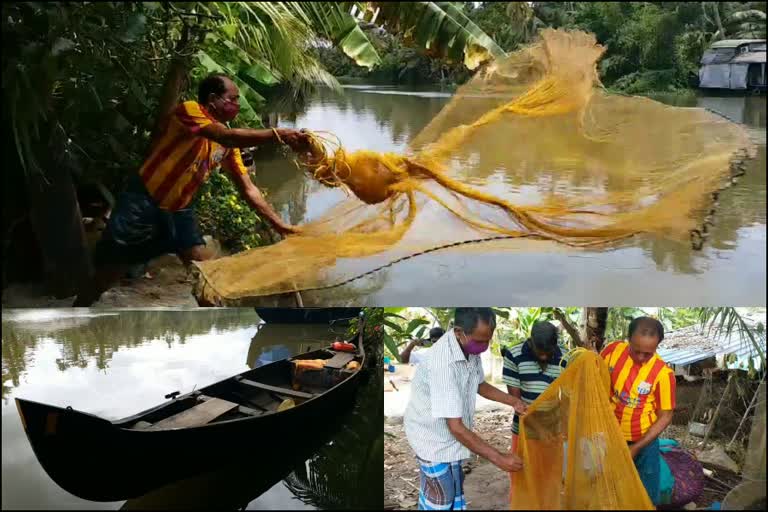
xmin=629 ymin=409 xmax=673 ymax=458
xmin=478 ymin=382 xmax=527 ymax=414
xmin=200 ymin=123 xmax=306 ymax=150
xmin=227 ymin=170 xmax=296 ymax=234
xmin=399 ymin=339 xmax=421 ymax=364
xmin=446 ymin=418 xmax=523 ymax=472
xmin=630 ymin=369 xmax=676 ymax=457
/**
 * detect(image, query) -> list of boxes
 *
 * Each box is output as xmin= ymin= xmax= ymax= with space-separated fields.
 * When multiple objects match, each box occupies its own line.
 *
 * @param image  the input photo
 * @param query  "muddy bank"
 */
xmin=2 ymin=254 xmax=198 ymax=308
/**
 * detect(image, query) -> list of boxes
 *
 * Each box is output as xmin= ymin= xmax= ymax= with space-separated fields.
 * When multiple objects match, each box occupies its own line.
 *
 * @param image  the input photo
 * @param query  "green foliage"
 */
xmin=464 ymin=1 xmax=536 ymax=52
xmin=693 ymin=307 xmax=766 ymax=365
xmin=374 ymin=2 xmax=506 ymax=69
xmin=194 ymin=171 xmax=267 ymax=252
xmin=312 ymin=26 xmax=473 ymax=85
xmin=381 ymin=308 xmax=433 ymax=362
xmin=314 ymin=2 xmax=510 ymax=85
xmin=533 ymin=1 xmax=767 ymax=93
xmin=2 ymin=2 xmax=166 ymax=186
xmin=346 ymin=307 xmax=385 ymax=363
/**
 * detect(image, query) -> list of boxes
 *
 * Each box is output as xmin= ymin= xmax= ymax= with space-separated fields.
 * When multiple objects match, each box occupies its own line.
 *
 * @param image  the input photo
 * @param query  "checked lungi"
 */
xmin=416 ymin=458 xmax=467 ymax=510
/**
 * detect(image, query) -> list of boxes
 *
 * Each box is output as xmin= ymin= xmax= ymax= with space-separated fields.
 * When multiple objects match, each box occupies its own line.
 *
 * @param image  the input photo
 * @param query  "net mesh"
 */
xmin=194 ymin=29 xmax=753 ymax=304
xmin=510 ymin=348 xmax=654 ymax=510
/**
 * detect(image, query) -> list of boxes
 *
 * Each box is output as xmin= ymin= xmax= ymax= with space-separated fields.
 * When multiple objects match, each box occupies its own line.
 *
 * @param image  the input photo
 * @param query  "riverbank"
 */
xmin=2 ymin=254 xmax=198 ymax=308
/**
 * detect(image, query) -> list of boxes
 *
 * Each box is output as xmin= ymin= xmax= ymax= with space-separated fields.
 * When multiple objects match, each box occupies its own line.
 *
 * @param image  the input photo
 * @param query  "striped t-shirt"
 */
xmin=502 ymin=341 xmax=568 ymax=434
xmin=139 ymin=101 xmax=248 ymax=211
xmin=600 ymin=341 xmax=676 ymax=442
xmin=404 ymin=330 xmax=485 ymax=462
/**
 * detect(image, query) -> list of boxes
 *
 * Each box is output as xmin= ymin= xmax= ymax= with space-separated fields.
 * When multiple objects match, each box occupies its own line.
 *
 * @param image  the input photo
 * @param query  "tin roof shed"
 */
xmin=657 ymin=313 xmax=766 ymax=371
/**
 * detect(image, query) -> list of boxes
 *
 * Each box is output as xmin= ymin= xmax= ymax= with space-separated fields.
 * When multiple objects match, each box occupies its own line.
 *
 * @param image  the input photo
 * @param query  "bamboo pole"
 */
xmin=703 ymin=372 xmax=734 ymax=447
xmin=727 ymin=371 xmax=766 ymax=450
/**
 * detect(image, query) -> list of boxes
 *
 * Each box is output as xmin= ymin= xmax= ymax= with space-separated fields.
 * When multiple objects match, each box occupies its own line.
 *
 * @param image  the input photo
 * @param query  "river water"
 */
xmin=1 ymin=309 xmax=383 ymax=510
xmin=251 ymin=86 xmax=766 ymax=306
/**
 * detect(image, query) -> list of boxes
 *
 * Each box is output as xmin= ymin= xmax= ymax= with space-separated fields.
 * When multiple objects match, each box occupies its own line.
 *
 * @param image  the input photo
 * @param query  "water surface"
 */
xmin=252 ymin=87 xmax=766 ymax=306
xmin=1 ymin=309 xmax=383 ymax=510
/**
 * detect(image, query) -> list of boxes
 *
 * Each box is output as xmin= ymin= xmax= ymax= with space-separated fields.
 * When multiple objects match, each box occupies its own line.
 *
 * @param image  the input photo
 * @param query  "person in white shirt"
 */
xmin=399 ymin=327 xmax=445 ymax=365
xmin=404 ymin=308 xmax=527 ymax=510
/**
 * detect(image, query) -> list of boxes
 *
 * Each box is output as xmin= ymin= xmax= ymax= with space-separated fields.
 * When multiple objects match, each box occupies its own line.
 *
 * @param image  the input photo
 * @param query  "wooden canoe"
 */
xmin=16 ymin=331 xmax=367 ymax=502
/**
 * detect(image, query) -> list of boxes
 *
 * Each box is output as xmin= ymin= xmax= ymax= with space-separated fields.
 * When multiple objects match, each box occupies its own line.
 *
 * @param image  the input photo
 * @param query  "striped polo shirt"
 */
xmin=502 ymin=341 xmax=568 ymax=434
xmin=139 ymin=101 xmax=248 ymax=211
xmin=404 ymin=330 xmax=485 ymax=462
xmin=600 ymin=341 xmax=676 ymax=442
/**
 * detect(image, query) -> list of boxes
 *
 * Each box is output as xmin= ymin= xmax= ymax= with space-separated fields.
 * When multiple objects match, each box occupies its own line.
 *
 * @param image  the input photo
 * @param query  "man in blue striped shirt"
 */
xmin=502 ymin=321 xmax=568 ymax=499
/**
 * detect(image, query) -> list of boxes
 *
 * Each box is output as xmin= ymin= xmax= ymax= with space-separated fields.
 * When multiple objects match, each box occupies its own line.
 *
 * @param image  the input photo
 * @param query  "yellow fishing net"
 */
xmin=194 ymin=29 xmax=753 ymax=305
xmin=510 ymin=348 xmax=654 ymax=510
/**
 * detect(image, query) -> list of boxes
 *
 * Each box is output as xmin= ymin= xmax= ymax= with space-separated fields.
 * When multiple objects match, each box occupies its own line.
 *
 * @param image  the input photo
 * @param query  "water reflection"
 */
xmin=1 ymin=309 xmax=382 ymax=510
xmin=243 ymin=86 xmax=766 ymax=305
xmin=1 ymin=308 xmax=259 ymax=404
xmin=247 ymin=323 xmax=335 ymax=369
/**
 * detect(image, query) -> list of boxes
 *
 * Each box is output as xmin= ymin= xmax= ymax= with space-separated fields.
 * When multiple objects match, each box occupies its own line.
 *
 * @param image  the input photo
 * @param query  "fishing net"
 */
xmin=510 ymin=348 xmax=654 ymax=510
xmin=194 ymin=28 xmax=754 ymax=305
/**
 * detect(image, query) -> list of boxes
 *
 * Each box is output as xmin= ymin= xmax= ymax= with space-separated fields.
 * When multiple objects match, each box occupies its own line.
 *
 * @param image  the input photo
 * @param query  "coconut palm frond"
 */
xmin=694 ymin=307 xmax=766 ymax=365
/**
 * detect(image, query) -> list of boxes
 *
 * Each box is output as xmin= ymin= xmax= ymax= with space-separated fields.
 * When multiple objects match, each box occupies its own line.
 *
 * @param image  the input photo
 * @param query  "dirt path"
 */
xmin=384 ymin=410 xmax=513 ymax=510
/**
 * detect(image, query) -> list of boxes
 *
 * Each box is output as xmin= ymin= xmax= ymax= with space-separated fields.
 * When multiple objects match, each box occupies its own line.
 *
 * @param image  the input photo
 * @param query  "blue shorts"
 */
xmin=93 ymin=175 xmax=204 ymax=266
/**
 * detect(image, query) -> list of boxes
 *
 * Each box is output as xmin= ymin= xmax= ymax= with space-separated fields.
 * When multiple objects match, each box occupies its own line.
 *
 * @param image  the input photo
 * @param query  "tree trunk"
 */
xmin=147 ymin=24 xmax=192 ymax=155
xmin=25 ymin=150 xmax=92 ymax=298
xmin=711 ymin=2 xmax=726 ymax=40
xmin=581 ymin=307 xmax=608 ymax=352
xmin=552 ymin=308 xmax=583 ymax=347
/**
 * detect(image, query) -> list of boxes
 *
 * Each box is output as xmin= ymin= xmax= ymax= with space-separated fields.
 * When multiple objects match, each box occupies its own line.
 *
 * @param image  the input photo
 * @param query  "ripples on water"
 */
xmin=255 ymin=88 xmax=766 ymax=306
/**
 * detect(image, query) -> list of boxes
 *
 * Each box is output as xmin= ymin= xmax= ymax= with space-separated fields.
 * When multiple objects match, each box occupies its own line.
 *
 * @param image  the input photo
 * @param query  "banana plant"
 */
xmin=370 ymin=2 xmax=507 ymax=69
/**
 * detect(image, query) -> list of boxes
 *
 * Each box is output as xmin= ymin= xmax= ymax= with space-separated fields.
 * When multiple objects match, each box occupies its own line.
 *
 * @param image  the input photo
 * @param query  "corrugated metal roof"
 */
xmin=710 ymin=39 xmax=765 ymax=49
xmin=657 ymin=314 xmax=766 ymax=368
xmin=731 ymin=51 xmax=767 ymax=64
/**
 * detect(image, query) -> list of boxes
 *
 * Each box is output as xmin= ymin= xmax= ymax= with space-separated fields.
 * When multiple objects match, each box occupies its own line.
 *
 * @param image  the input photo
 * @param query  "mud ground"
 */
xmin=384 ymin=412 xmax=747 ymax=510
xmin=2 ymin=254 xmax=199 ymax=308
xmin=384 ymin=410 xmax=513 ymax=510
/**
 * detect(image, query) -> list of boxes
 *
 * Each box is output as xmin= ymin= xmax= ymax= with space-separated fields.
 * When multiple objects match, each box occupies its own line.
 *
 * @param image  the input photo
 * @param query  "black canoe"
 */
xmin=255 ymin=307 xmax=362 ymax=325
xmin=15 ymin=328 xmax=367 ymax=502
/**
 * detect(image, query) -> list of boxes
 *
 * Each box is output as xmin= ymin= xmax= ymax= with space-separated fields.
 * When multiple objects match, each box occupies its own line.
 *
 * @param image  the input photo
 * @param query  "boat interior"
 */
xmin=120 ymin=348 xmax=363 ymax=431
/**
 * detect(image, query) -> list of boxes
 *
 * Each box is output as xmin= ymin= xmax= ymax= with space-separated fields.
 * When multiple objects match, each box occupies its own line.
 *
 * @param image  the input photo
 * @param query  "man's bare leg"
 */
xmin=72 ymin=264 xmax=131 ymax=307
xmin=179 ymin=244 xmax=214 ymax=266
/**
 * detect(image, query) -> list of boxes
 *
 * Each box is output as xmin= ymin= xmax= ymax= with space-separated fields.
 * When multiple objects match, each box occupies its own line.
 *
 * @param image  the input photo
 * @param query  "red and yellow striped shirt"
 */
xmin=600 ymin=341 xmax=676 ymax=442
xmin=139 ymin=101 xmax=248 ymax=211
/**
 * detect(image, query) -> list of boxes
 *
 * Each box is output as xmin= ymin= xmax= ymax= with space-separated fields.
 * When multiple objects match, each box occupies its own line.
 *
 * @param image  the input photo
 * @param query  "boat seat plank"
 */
xmin=323 ymin=352 xmax=356 ymax=370
xmin=197 ymin=394 xmax=264 ymax=417
xmin=236 ymin=377 xmax=315 ymax=399
xmin=148 ymin=397 xmax=239 ymax=430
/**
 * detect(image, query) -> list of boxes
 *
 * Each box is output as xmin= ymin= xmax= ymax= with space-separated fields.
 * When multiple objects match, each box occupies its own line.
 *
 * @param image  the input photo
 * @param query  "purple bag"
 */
xmin=662 ymin=447 xmax=705 ymax=508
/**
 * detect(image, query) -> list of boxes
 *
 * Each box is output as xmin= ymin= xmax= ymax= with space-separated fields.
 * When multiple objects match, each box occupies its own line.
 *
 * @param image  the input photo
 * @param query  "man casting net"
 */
xmin=194 ymin=29 xmax=754 ymax=305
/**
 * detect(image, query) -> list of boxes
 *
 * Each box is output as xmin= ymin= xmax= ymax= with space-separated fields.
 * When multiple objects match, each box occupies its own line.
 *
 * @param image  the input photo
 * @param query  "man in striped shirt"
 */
xmin=502 ymin=321 xmax=568 ymax=499
xmin=73 ymin=74 xmax=309 ymax=306
xmin=404 ymin=308 xmax=528 ymax=510
xmin=600 ymin=316 xmax=676 ymax=505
